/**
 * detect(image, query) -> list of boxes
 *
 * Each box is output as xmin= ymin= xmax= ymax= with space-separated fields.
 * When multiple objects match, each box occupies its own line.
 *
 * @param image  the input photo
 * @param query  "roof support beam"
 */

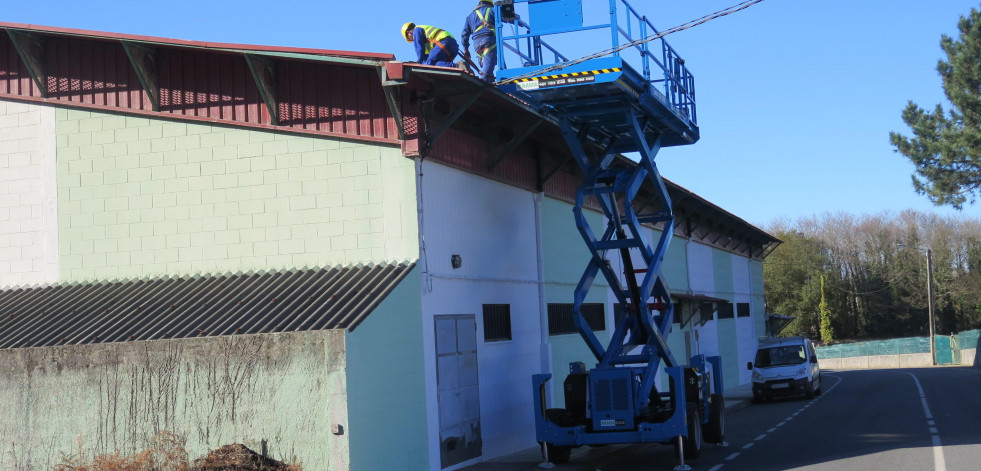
xmin=487 ymin=118 xmax=541 ymax=171
xmin=121 ymin=41 xmax=160 ymax=111
xmin=378 ymin=65 xmax=407 ymax=139
xmin=6 ymin=30 xmax=47 ymax=98
xmin=244 ymin=53 xmax=279 ymax=126
xmin=426 ymin=87 xmax=484 ymax=144
xmin=540 ymin=152 xmax=572 ymax=187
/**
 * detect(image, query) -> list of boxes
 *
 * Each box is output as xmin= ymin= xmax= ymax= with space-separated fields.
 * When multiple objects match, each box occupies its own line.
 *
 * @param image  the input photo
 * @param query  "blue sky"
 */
xmin=4 ymin=0 xmax=979 ymax=227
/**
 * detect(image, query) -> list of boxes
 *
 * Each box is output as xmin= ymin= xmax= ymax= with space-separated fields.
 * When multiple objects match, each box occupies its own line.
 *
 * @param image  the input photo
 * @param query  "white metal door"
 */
xmin=436 ymin=315 xmax=481 ymax=468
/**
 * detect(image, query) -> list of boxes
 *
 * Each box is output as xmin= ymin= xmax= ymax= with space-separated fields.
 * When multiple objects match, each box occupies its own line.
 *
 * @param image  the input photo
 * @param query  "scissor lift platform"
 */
xmin=499 ymin=56 xmax=698 ymax=152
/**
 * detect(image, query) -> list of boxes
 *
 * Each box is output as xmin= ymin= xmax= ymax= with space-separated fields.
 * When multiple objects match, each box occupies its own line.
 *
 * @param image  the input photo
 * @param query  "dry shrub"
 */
xmin=54 ymin=431 xmax=189 ymax=471
xmin=192 ymin=444 xmax=302 ymax=470
xmin=54 ymin=432 xmax=301 ymax=471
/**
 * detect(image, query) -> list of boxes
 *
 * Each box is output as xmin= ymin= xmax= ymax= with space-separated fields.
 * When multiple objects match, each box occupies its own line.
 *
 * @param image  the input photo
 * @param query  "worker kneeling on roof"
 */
xmin=402 ymin=22 xmax=460 ymax=69
xmin=461 ymin=0 xmax=497 ymax=83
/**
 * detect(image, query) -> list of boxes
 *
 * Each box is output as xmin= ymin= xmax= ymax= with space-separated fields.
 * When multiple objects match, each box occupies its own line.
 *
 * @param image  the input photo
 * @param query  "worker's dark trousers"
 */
xmin=472 ymin=35 xmax=497 ymax=82
xmin=424 ymin=37 xmax=459 ymax=68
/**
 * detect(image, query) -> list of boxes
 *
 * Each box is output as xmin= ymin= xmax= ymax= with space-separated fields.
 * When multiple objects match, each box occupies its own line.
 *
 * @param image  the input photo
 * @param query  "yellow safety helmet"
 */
xmin=401 ymin=23 xmax=416 ymax=42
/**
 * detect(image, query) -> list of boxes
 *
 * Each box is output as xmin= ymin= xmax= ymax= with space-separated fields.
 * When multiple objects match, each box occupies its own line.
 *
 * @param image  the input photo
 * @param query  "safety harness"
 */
xmin=473 ymin=5 xmax=495 ymax=34
xmin=472 ymin=5 xmax=496 ymax=58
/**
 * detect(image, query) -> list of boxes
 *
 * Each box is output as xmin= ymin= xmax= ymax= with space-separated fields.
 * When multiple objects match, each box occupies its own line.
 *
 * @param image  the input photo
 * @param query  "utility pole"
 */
xmin=898 ymin=243 xmax=936 ymax=366
xmin=926 ymin=248 xmax=936 ymax=366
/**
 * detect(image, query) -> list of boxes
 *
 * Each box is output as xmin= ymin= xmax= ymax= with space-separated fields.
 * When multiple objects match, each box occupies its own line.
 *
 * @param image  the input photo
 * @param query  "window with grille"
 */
xmin=737 ymin=302 xmax=750 ymax=318
xmin=717 ymin=302 xmax=734 ymax=319
xmin=547 ymin=303 xmax=605 ymax=335
xmin=482 ymin=304 xmax=512 ymax=342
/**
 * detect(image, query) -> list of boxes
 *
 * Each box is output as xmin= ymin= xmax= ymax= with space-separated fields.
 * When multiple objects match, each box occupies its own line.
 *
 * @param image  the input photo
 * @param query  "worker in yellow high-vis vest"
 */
xmin=402 ymin=22 xmax=461 ymax=69
xmin=461 ymin=0 xmax=497 ymax=82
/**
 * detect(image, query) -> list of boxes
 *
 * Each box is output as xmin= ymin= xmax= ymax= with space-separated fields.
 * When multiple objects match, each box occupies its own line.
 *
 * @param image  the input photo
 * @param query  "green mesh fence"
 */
xmin=817 ymin=329 xmax=981 ymax=360
xmin=936 ymin=336 xmax=953 ymax=365
xmin=817 ymin=337 xmax=930 ymax=359
xmin=958 ymin=330 xmax=980 ymax=351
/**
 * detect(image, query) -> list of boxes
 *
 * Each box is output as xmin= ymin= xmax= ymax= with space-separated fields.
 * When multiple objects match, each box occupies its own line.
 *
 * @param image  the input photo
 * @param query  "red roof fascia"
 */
xmin=0 ymin=21 xmax=395 ymax=61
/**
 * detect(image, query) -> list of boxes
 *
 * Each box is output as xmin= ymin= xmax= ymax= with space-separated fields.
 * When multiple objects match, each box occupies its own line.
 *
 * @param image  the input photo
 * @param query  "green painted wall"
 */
xmin=346 ymin=266 xmax=428 ymax=471
xmin=540 ymin=198 xmax=611 ymax=405
xmin=663 ymin=234 xmax=689 ymax=292
xmin=750 ymin=260 xmax=766 ymax=337
xmin=712 ymin=249 xmax=740 ymax=389
xmin=0 ymin=330 xmax=346 ymax=470
xmin=54 ymin=108 xmax=417 ymax=282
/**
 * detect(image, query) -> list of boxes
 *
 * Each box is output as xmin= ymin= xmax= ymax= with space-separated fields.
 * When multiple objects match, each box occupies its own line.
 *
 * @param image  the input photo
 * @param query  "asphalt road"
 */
xmin=466 ymin=367 xmax=981 ymax=471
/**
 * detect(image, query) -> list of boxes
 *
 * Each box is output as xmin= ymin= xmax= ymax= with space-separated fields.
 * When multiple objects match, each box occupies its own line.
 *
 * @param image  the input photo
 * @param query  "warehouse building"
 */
xmin=0 ymin=23 xmax=778 ymax=470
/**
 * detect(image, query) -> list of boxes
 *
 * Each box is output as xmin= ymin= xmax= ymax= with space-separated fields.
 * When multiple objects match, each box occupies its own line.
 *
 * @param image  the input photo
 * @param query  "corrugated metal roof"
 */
xmin=0 ymin=21 xmax=396 ymax=61
xmin=0 ymin=22 xmax=401 ymax=143
xmin=0 ymin=261 xmax=415 ymax=349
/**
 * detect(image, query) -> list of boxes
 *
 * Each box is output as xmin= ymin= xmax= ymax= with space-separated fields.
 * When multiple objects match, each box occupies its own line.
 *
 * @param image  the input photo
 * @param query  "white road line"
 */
xmin=708 ymin=465 xmax=725 ymax=471
xmin=742 ymin=442 xmax=755 ymax=450
xmin=725 ymin=452 xmax=740 ymax=461
xmin=755 ymin=433 xmax=767 ymax=441
xmin=776 ymin=421 xmax=786 ymax=427
xmin=906 ymin=372 xmax=947 ymax=471
xmin=767 ymin=427 xmax=777 ymax=433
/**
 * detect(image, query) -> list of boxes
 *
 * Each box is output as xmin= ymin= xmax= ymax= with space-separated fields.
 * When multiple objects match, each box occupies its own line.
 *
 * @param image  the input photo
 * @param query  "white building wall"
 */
xmin=686 ymin=241 xmax=718 ymax=357
xmin=417 ymin=162 xmax=541 ymax=468
xmin=0 ymin=100 xmax=58 ymax=288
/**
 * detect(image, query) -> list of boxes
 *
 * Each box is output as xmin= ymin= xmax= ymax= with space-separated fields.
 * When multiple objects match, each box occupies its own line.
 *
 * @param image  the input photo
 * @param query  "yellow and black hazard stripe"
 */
xmin=514 ymin=67 xmax=622 ymax=83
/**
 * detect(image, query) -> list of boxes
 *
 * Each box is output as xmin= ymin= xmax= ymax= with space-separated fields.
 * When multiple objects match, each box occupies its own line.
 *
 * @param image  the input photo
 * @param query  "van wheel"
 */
xmin=703 ymin=394 xmax=725 ymax=443
xmin=805 ymin=379 xmax=815 ymax=399
xmin=814 ymin=374 xmax=822 ymax=396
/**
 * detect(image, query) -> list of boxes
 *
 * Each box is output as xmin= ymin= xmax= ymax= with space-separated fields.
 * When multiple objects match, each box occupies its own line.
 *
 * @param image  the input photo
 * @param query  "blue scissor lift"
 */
xmin=492 ymin=0 xmax=725 ymax=466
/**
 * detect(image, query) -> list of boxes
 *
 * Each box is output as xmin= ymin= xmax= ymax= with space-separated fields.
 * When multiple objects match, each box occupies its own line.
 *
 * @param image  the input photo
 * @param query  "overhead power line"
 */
xmin=495 ymin=0 xmax=768 ymax=85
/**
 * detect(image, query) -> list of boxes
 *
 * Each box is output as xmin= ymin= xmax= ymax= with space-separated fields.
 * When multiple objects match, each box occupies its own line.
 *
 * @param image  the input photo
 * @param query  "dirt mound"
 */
xmin=193 ymin=444 xmax=300 ymax=471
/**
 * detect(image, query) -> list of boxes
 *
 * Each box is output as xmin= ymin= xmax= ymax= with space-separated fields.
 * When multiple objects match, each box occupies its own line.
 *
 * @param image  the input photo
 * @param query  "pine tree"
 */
xmin=890 ymin=7 xmax=981 ymax=209
xmin=819 ymin=275 xmax=835 ymax=344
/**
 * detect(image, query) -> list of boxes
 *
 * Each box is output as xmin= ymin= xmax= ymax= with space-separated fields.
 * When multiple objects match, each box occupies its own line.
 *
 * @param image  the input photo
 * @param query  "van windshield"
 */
xmin=755 ymin=345 xmax=806 ymax=367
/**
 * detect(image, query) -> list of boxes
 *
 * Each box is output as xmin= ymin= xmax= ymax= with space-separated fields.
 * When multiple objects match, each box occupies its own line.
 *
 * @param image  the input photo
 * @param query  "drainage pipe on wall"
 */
xmin=534 ymin=192 xmax=553 ymax=400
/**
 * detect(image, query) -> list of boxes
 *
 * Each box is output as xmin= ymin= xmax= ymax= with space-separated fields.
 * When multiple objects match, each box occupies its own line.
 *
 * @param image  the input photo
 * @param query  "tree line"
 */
xmin=763 ymin=210 xmax=981 ymax=343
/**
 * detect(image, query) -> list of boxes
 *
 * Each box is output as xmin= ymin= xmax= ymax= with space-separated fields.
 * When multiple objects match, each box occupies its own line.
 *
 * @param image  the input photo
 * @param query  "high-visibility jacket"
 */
xmin=417 ymin=25 xmax=453 ymax=55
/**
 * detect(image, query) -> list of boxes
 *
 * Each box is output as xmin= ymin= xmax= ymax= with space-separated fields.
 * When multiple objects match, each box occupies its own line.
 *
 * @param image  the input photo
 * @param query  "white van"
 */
xmin=747 ymin=336 xmax=821 ymax=401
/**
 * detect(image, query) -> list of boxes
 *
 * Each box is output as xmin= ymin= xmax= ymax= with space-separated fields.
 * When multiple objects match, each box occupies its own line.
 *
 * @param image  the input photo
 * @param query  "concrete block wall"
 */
xmin=0 ymin=100 xmax=59 ymax=287
xmin=0 ymin=330 xmax=348 ymax=471
xmin=53 ymin=106 xmax=418 ymax=282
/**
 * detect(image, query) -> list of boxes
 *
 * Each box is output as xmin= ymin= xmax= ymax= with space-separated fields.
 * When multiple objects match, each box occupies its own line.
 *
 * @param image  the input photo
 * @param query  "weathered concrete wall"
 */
xmin=0 ymin=330 xmax=347 ymax=470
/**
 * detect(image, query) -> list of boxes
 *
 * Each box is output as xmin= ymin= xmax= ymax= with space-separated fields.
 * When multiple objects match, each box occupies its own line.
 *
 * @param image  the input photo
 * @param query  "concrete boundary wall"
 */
xmin=817 ymin=352 xmax=978 ymax=370
xmin=962 ymin=348 xmax=977 ymax=367
xmin=0 ymin=330 xmax=347 ymax=471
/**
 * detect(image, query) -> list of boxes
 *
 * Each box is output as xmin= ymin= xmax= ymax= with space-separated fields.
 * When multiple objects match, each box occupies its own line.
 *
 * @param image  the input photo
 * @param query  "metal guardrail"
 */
xmin=495 ymin=0 xmax=697 ymax=125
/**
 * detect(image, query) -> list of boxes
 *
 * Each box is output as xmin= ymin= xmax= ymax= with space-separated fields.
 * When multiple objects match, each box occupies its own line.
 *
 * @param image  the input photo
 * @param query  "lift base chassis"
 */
xmin=534 ymin=356 xmax=723 ymax=447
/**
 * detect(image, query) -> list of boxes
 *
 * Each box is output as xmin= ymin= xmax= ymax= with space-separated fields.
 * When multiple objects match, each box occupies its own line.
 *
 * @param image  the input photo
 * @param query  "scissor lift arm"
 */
xmin=492 ymin=0 xmax=726 ymax=465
